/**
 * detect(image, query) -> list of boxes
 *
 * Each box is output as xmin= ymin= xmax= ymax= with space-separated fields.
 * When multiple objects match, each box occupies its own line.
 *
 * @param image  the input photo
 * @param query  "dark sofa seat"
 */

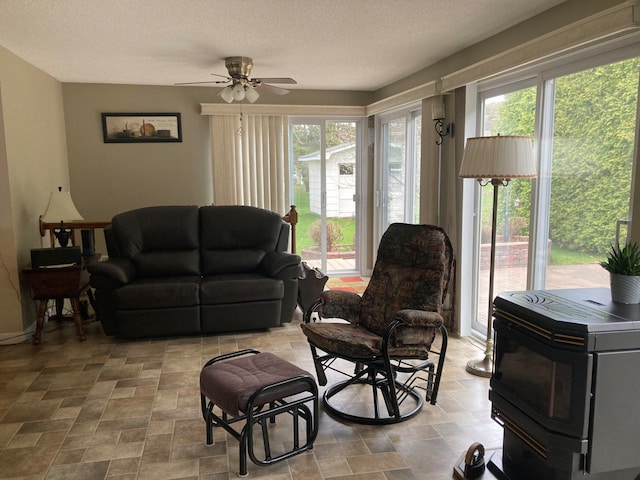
xmin=89 ymin=205 xmax=300 ymax=339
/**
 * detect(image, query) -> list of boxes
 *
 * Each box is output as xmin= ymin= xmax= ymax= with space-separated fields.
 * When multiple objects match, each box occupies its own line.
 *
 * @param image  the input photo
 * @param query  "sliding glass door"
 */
xmin=469 ymin=54 xmax=640 ymax=336
xmin=290 ymin=119 xmax=361 ymax=274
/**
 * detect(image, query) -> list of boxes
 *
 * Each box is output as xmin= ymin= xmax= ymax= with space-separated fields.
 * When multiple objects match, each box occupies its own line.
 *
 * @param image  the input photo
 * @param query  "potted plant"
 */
xmin=600 ymin=241 xmax=640 ymax=303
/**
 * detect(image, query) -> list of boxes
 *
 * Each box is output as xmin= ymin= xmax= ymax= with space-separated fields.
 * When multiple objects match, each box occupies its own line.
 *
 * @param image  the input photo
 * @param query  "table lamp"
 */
xmin=459 ymin=135 xmax=536 ymax=377
xmin=40 ymin=187 xmax=84 ymax=247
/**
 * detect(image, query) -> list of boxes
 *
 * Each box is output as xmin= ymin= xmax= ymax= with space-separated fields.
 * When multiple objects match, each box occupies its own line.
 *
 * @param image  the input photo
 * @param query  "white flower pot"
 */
xmin=609 ymin=273 xmax=640 ymax=304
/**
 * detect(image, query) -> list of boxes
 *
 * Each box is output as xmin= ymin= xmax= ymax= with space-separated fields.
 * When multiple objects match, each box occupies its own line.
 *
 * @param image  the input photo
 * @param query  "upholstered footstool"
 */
xmin=200 ymin=349 xmax=318 ymax=477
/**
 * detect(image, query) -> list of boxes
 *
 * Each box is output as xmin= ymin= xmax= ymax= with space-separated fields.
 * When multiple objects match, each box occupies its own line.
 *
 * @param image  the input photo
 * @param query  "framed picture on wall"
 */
xmin=101 ymin=113 xmax=182 ymax=143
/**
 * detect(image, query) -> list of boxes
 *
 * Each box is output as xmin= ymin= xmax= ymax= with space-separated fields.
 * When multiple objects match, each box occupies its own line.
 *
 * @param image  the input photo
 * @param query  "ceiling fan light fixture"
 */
xmin=232 ymin=83 xmax=245 ymax=101
xmin=220 ymin=86 xmax=234 ymax=103
xmin=245 ymin=85 xmax=260 ymax=103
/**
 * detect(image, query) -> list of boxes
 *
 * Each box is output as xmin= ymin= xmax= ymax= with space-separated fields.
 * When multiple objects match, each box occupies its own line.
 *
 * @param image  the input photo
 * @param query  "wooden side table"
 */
xmin=23 ymin=265 xmax=91 ymax=344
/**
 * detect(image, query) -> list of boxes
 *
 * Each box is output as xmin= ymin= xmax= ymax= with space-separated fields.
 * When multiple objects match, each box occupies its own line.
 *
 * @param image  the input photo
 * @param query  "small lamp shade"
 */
xmin=219 ymin=86 xmax=234 ymax=103
xmin=244 ymin=85 xmax=260 ymax=103
xmin=459 ymin=135 xmax=536 ymax=180
xmin=232 ymin=83 xmax=246 ymax=101
xmin=41 ymin=188 xmax=84 ymax=222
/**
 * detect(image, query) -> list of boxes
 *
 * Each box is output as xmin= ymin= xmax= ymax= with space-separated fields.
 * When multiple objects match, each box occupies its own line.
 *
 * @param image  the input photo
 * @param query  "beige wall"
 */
xmin=0 ymin=45 xmax=70 ymax=339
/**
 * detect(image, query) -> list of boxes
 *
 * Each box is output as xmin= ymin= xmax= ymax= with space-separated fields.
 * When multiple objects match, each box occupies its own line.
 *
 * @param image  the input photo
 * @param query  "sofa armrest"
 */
xmin=260 ymin=251 xmax=301 ymax=278
xmin=88 ymin=257 xmax=137 ymax=289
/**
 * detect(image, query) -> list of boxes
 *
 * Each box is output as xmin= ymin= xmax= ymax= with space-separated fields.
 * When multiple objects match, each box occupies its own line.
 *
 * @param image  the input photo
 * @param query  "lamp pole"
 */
xmin=466 ymin=178 xmax=506 ymax=377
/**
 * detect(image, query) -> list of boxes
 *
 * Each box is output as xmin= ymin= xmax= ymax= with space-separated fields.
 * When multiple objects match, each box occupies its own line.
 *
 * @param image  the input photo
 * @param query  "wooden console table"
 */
xmin=23 ymin=264 xmax=92 ymax=344
xmin=39 ymin=219 xmax=111 ymax=248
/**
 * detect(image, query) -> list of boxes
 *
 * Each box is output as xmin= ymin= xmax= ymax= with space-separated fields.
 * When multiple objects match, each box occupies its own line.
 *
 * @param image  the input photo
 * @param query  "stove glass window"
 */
xmin=496 ymin=336 xmax=572 ymax=420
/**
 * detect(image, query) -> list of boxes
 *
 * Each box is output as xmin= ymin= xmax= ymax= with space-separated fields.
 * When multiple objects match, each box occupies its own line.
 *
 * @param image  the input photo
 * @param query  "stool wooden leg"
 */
xmin=32 ymin=299 xmax=49 ymax=345
xmin=70 ymin=298 xmax=86 ymax=341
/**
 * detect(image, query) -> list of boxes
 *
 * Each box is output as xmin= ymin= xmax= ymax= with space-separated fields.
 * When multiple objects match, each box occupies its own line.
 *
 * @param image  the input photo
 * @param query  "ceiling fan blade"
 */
xmin=252 ymin=77 xmax=297 ymax=85
xmin=257 ymin=83 xmax=290 ymax=95
xmin=174 ymin=80 xmax=229 ymax=85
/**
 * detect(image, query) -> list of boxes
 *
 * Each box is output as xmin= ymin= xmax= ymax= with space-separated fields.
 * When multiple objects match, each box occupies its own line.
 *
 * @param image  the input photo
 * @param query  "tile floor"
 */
xmin=0 ymin=310 xmax=502 ymax=480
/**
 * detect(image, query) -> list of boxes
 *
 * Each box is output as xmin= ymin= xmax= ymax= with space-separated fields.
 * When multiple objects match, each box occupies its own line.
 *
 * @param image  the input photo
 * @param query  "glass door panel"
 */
xmin=474 ymin=87 xmax=536 ymax=330
xmin=378 ymin=110 xmax=421 ymax=241
xmin=538 ymin=58 xmax=639 ymax=290
xmin=290 ymin=120 xmax=359 ymax=274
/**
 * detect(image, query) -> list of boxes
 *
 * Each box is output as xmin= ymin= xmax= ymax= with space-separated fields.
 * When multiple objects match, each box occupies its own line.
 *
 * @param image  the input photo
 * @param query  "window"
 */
xmin=466 ymin=50 xmax=640 ymax=337
xmin=339 ymin=163 xmax=354 ymax=176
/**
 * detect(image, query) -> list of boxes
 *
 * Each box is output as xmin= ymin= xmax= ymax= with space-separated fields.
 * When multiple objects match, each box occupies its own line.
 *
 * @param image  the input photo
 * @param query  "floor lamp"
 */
xmin=459 ymin=136 xmax=536 ymax=377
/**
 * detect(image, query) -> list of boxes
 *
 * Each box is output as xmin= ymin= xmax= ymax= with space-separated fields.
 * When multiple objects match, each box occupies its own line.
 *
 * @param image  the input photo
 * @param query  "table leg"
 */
xmin=55 ymin=298 xmax=64 ymax=321
xmin=70 ymin=297 xmax=87 ymax=342
xmin=32 ymin=299 xmax=49 ymax=345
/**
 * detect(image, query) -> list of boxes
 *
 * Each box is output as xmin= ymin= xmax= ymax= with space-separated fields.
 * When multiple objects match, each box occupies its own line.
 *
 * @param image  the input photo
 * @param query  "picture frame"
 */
xmin=101 ymin=113 xmax=182 ymax=143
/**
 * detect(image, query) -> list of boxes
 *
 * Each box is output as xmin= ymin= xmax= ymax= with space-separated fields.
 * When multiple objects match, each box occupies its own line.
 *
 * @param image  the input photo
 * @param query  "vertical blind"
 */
xmin=210 ymin=113 xmax=290 ymax=215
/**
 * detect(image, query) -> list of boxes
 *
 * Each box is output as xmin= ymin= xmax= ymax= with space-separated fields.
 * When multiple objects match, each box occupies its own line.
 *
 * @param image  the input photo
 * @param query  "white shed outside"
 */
xmin=298 ymin=143 xmax=355 ymax=218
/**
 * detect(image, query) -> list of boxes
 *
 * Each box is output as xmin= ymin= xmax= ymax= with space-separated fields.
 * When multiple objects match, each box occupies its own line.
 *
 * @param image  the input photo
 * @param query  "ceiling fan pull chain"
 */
xmin=237 ymin=111 xmax=245 ymax=137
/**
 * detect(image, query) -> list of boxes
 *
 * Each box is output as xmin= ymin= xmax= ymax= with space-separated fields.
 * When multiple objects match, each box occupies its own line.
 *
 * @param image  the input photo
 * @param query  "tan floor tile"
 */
xmin=347 ymin=451 xmax=408 ymax=473
xmin=7 ymin=432 xmax=41 ymax=448
xmin=84 ymin=441 xmax=144 ymax=462
xmin=102 ymin=396 xmax=155 ymax=421
xmin=198 ymin=453 xmax=229 ymax=475
xmin=45 ymin=460 xmax=110 ymax=479
xmin=137 ymin=459 xmax=199 ymax=480
xmin=107 ymin=456 xmax=141 ymax=476
xmin=52 ymin=447 xmax=86 ymax=465
xmin=141 ymin=433 xmax=172 ymax=464
xmin=0 ymin=444 xmax=59 ymax=477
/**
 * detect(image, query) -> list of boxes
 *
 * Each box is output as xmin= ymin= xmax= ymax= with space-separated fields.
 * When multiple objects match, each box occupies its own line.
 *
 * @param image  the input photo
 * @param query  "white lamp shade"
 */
xmin=244 ymin=86 xmax=260 ymax=103
xmin=219 ymin=86 xmax=234 ymax=103
xmin=41 ymin=189 xmax=84 ymax=222
xmin=459 ymin=135 xmax=536 ymax=180
xmin=232 ymin=83 xmax=245 ymax=101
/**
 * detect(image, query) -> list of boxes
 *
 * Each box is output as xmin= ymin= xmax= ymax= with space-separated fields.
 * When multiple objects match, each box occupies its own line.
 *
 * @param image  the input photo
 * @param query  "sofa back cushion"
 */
xmin=111 ymin=205 xmax=200 ymax=277
xmin=200 ymin=205 xmax=283 ymax=275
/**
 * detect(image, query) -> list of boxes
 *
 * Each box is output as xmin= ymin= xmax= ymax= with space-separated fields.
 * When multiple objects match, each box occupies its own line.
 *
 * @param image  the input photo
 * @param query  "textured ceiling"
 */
xmin=0 ymin=0 xmax=566 ymax=91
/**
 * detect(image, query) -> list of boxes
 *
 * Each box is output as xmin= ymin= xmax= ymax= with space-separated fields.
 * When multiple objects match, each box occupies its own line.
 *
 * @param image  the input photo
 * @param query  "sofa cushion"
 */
xmin=200 ymin=205 xmax=283 ymax=275
xmin=200 ymin=274 xmax=283 ymax=305
xmin=113 ymin=276 xmax=200 ymax=310
xmin=201 ymin=249 xmax=265 ymax=275
xmin=111 ymin=206 xmax=200 ymax=277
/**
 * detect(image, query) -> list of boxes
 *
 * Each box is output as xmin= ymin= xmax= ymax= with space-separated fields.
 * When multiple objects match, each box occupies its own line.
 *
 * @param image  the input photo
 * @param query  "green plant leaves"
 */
xmin=600 ymin=241 xmax=640 ymax=275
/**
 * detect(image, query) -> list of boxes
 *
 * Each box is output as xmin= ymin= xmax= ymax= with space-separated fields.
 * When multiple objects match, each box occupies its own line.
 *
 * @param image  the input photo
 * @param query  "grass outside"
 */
xmin=294 ymin=185 xmax=355 ymax=252
xmin=549 ymin=246 xmax=602 ymax=265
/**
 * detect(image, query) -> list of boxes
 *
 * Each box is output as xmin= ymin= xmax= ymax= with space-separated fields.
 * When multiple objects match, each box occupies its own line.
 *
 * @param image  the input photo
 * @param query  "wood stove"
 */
xmin=488 ymin=288 xmax=640 ymax=480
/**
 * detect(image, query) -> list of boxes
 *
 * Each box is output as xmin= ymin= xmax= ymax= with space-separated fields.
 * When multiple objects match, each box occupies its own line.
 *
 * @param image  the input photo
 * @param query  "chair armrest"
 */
xmin=394 ymin=309 xmax=443 ymax=328
xmin=318 ymin=290 xmax=362 ymax=323
xmin=260 ymin=251 xmax=301 ymax=278
xmin=385 ymin=310 xmax=444 ymax=350
xmin=88 ymin=257 xmax=137 ymax=289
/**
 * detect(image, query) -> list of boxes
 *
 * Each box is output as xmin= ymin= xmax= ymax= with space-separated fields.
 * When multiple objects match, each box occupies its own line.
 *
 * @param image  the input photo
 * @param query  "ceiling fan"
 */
xmin=175 ymin=56 xmax=297 ymax=103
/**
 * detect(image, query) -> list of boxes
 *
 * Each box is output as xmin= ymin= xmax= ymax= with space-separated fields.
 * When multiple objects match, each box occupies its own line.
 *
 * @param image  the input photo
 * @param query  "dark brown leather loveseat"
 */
xmin=89 ymin=205 xmax=300 ymax=339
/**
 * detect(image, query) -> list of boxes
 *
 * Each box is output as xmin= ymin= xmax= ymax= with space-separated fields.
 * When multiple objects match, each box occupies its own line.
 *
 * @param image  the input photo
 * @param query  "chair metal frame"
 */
xmin=304 ymin=304 xmax=448 ymax=424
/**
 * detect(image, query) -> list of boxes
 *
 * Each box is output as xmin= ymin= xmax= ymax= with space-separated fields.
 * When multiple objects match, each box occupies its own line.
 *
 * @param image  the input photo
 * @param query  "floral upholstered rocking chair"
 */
xmin=300 ymin=223 xmax=454 ymax=424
